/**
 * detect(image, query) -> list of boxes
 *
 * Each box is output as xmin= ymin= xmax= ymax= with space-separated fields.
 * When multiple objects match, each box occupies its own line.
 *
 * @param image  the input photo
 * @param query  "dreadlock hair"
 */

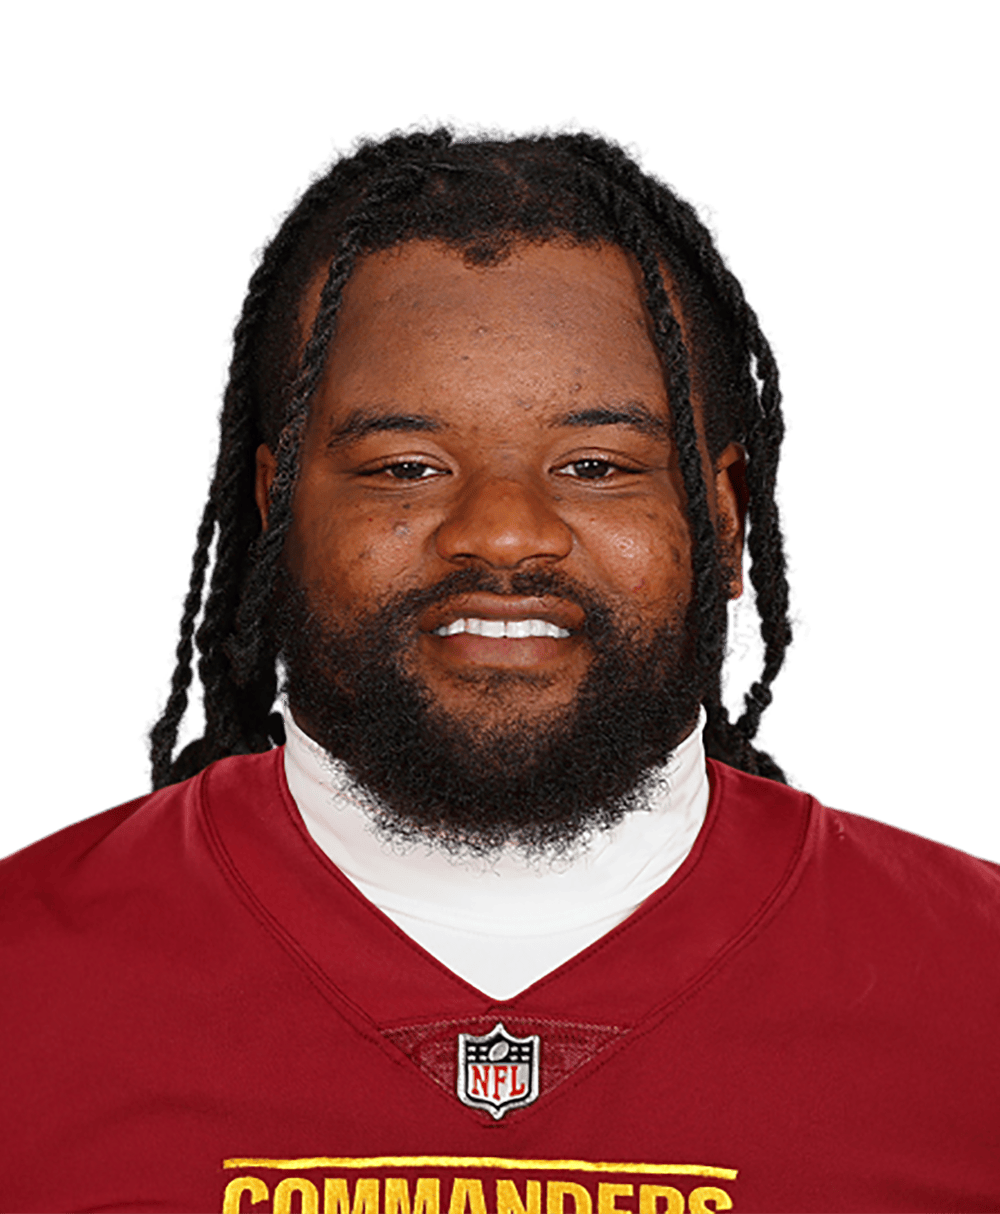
xmin=149 ymin=128 xmax=793 ymax=790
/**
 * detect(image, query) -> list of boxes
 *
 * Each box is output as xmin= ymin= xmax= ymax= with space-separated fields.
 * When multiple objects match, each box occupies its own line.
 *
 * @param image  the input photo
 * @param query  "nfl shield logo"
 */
xmin=456 ymin=1021 xmax=540 ymax=1119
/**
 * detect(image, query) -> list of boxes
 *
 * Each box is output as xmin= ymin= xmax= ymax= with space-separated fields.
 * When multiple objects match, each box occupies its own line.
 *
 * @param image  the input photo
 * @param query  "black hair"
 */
xmin=149 ymin=128 xmax=792 ymax=790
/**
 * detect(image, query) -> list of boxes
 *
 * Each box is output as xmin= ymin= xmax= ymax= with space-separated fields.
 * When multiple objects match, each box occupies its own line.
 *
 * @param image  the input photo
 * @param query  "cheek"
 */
xmin=585 ymin=509 xmax=689 ymax=603
xmin=293 ymin=504 xmax=428 ymax=613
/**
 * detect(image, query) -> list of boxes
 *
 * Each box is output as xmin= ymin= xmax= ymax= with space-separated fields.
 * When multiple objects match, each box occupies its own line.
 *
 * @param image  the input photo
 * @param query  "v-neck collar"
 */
xmin=199 ymin=748 xmax=815 ymax=1033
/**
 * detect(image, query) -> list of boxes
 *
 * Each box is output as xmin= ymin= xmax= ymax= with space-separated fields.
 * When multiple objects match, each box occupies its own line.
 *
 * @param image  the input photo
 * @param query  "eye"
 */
xmin=560 ymin=458 xmax=619 ymax=480
xmin=387 ymin=461 xmax=437 ymax=481
xmin=361 ymin=460 xmax=446 ymax=482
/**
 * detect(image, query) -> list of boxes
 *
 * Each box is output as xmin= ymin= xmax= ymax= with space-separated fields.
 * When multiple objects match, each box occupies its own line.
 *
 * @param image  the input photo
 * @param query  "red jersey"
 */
xmin=2 ymin=751 xmax=999 ymax=1213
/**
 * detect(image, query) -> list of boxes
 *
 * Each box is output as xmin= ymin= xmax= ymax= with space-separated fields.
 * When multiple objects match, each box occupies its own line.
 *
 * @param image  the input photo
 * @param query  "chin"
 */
xmin=421 ymin=667 xmax=580 ymax=730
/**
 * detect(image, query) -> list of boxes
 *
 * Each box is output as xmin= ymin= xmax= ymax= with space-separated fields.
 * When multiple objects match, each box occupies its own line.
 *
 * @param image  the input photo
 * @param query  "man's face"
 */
xmin=258 ymin=240 xmax=746 ymax=851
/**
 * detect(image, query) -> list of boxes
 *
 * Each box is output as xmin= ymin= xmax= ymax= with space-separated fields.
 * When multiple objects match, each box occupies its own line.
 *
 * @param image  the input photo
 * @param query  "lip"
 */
xmin=418 ymin=594 xmax=586 ymax=636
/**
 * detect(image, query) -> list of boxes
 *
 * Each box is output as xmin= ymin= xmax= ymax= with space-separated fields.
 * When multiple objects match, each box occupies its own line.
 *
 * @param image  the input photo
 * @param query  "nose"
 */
xmin=435 ymin=474 xmax=574 ymax=569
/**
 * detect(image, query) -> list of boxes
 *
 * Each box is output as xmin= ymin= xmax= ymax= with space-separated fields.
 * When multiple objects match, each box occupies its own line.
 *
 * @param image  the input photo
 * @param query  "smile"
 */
xmin=433 ymin=618 xmax=571 ymax=639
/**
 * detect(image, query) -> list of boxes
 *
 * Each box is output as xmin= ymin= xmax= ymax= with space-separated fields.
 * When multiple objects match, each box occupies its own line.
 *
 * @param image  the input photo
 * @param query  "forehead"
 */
xmin=309 ymin=240 xmax=670 ymax=420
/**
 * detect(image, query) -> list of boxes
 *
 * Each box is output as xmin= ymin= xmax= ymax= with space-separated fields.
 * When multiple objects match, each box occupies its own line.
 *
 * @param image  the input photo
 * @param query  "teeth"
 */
xmin=433 ymin=617 xmax=571 ymax=639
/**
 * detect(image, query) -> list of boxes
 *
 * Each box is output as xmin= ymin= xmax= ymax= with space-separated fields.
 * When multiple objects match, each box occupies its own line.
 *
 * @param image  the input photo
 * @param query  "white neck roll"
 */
xmin=282 ymin=704 xmax=710 ymax=1000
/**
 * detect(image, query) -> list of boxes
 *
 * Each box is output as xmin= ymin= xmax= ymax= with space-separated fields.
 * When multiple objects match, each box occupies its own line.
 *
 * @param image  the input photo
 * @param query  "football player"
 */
xmin=3 ymin=130 xmax=998 ymax=1214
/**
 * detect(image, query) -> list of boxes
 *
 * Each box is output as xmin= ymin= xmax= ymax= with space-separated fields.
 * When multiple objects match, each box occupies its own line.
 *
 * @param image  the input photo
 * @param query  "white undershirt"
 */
xmin=283 ymin=704 xmax=710 ymax=1000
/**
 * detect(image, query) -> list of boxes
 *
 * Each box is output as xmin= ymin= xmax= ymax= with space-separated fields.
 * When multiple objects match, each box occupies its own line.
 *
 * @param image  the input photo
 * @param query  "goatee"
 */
xmin=274 ymin=566 xmax=708 ymax=857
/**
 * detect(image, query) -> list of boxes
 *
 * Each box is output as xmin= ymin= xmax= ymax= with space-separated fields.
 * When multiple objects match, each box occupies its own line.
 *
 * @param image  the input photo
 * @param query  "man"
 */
xmin=2 ymin=131 xmax=998 ymax=1214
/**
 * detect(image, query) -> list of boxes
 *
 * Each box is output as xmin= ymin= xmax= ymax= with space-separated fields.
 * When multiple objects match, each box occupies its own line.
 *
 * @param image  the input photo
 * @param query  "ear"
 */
xmin=713 ymin=442 xmax=749 ymax=599
xmin=255 ymin=444 xmax=278 ymax=531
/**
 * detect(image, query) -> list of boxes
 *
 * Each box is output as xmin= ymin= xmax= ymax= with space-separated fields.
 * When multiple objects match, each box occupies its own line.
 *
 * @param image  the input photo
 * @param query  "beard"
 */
xmin=273 ymin=564 xmax=711 ymax=857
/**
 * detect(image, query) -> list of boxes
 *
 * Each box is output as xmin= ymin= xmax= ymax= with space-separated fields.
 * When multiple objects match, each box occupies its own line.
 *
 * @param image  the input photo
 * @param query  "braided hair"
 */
xmin=149 ymin=129 xmax=793 ymax=790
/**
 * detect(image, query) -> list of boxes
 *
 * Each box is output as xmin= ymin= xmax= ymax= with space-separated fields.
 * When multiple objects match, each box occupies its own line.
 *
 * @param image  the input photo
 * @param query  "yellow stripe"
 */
xmin=222 ymin=1156 xmax=737 ymax=1180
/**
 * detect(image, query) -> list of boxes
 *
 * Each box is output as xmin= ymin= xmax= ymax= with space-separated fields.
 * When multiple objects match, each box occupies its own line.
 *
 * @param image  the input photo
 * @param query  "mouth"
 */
xmin=419 ymin=594 xmax=586 ymax=671
xmin=433 ymin=617 xmax=570 ymax=639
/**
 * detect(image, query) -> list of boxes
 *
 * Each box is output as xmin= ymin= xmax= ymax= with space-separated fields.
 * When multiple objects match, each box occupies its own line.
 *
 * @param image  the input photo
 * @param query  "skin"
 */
xmin=256 ymin=240 xmax=746 ymax=734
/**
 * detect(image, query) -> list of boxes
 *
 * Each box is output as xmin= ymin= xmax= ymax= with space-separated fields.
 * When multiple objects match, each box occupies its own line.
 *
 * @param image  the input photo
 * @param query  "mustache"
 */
xmin=372 ymin=566 xmax=621 ymax=643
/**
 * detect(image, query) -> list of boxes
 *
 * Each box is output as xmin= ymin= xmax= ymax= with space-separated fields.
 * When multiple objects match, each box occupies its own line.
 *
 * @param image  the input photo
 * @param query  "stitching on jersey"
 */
xmin=196 ymin=754 xmax=475 ymax=1110
xmin=500 ymin=758 xmax=730 ymax=1003
xmin=199 ymin=750 xmax=816 ymax=1127
xmin=476 ymin=783 xmax=819 ymax=1126
xmin=272 ymin=747 xmax=499 ymax=1001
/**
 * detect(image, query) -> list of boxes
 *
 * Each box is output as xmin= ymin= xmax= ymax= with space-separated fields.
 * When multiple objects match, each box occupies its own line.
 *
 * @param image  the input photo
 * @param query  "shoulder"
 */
xmin=0 ymin=750 xmax=284 ymax=938
xmin=709 ymin=758 xmax=1000 ymax=947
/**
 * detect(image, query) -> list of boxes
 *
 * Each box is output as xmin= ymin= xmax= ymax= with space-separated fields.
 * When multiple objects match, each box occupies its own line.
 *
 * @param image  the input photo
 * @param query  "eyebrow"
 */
xmin=548 ymin=403 xmax=671 ymax=443
xmin=324 ymin=409 xmax=446 ymax=451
